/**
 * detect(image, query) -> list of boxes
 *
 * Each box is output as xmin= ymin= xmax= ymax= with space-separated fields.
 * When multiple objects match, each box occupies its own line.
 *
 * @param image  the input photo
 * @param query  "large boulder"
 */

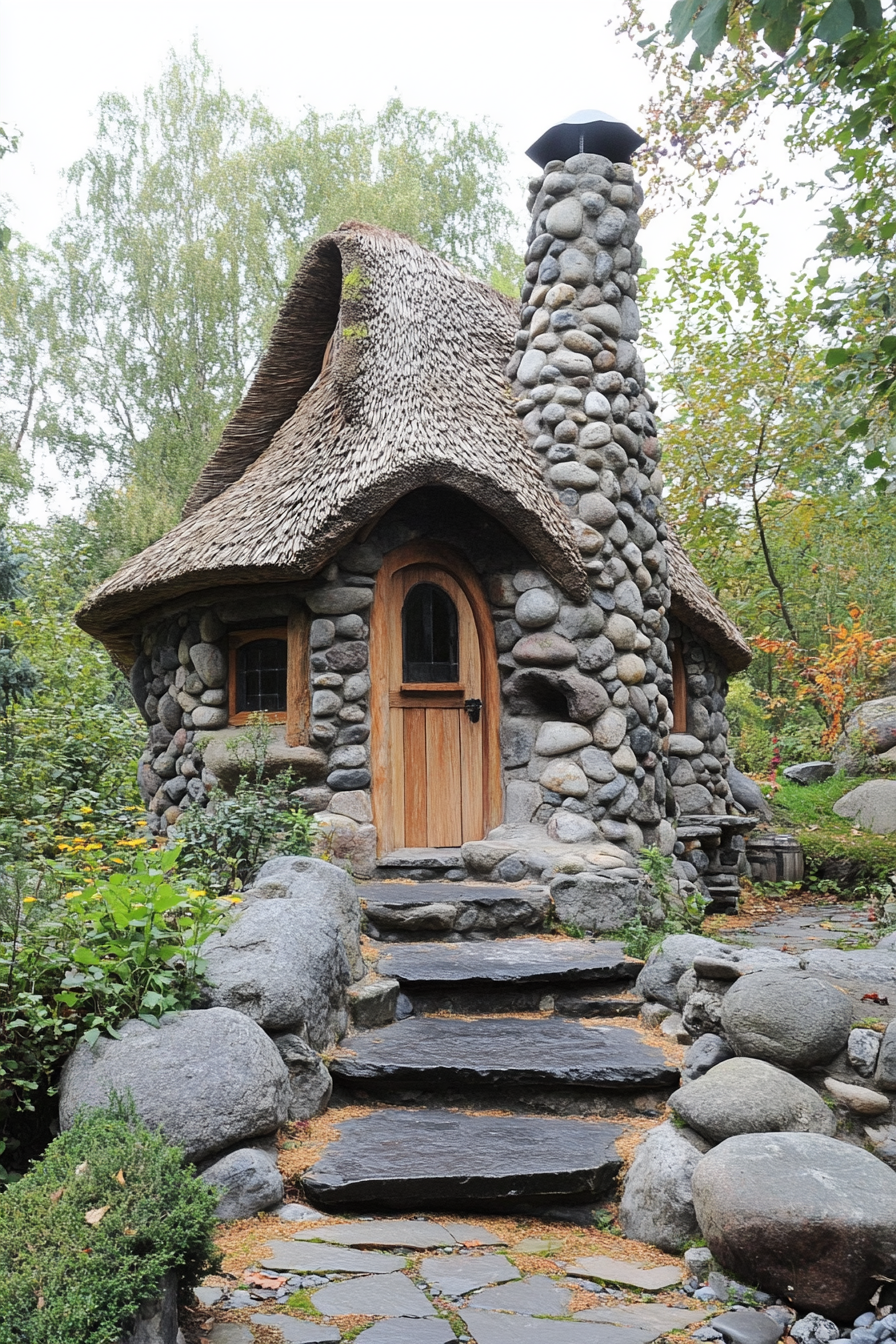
xmin=720 ymin=969 xmax=851 ymax=1068
xmin=833 ymin=780 xmax=896 ymax=834
xmin=841 ymin=696 xmax=896 ymax=756
xmin=636 ymin=934 xmax=728 ymax=1009
xmin=202 ymin=899 xmax=352 ymax=1048
xmin=550 ymin=871 xmax=663 ymax=934
xmin=691 ymin=1132 xmax=896 ymax=1316
xmin=782 ymin=762 xmax=835 ymax=786
xmin=199 ymin=1146 xmax=284 ymax=1221
xmin=618 ymin=1120 xmax=711 ymax=1252
xmin=247 ymin=855 xmax=364 ymax=981
xmin=671 ymin=1057 xmax=837 ymax=1144
xmin=726 ymin=765 xmax=773 ymax=821
xmin=59 ymin=1009 xmax=290 ymax=1162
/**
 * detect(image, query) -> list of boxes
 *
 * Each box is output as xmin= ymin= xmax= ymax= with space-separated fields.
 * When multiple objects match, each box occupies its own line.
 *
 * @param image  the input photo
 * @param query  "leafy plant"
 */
xmin=754 ymin=606 xmax=896 ymax=749
xmin=640 ymin=845 xmax=710 ymax=929
xmin=0 ymin=1094 xmax=219 ymax=1344
xmin=50 ymin=845 xmax=231 ymax=1044
xmin=175 ymin=713 xmax=315 ymax=894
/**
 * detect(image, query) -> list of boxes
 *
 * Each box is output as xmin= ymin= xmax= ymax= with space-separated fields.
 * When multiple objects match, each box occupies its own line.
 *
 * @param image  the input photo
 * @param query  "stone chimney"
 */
xmin=506 ymin=114 xmax=674 ymax=853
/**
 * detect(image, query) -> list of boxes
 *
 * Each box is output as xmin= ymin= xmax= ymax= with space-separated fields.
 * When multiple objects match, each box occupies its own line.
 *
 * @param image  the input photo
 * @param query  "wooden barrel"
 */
xmin=745 ymin=833 xmax=805 ymax=884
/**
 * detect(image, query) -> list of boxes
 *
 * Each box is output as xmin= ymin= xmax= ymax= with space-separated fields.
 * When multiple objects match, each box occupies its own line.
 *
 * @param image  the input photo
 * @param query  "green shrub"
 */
xmin=0 ymin=1095 xmax=219 ymax=1344
xmin=0 ymin=847 xmax=231 ymax=1169
xmin=175 ymin=773 xmax=315 ymax=894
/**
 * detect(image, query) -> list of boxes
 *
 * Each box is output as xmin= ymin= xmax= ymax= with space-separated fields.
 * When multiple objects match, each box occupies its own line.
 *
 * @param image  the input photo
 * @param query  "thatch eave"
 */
xmin=666 ymin=530 xmax=751 ymax=672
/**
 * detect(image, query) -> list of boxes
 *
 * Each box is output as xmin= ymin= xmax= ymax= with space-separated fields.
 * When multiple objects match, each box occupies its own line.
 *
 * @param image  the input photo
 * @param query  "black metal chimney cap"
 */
xmin=526 ymin=110 xmax=645 ymax=168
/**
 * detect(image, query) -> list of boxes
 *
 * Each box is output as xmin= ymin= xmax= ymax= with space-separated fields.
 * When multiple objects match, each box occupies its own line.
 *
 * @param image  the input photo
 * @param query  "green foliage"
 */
xmin=0 ymin=1095 xmax=219 ymax=1344
xmin=640 ymin=844 xmax=710 ymax=927
xmin=175 ymin=775 xmax=315 ymax=896
xmin=49 ymin=845 xmax=228 ymax=1042
xmin=0 ymin=844 xmax=230 ymax=1163
xmin=727 ymin=677 xmax=825 ymax=773
xmin=0 ymin=521 xmax=144 ymax=852
xmin=773 ymin=774 xmax=896 ymax=882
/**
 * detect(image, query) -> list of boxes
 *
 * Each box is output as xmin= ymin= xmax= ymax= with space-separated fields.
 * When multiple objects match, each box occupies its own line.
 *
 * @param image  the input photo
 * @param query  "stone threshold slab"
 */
xmin=376 ymin=939 xmax=639 ymax=987
xmin=363 ymin=882 xmax=546 ymax=907
xmin=301 ymin=1108 xmax=624 ymax=1210
xmin=331 ymin=1017 xmax=679 ymax=1090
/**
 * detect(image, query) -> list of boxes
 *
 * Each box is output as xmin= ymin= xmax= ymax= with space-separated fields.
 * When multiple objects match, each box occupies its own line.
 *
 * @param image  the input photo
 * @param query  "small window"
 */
xmin=228 ymin=627 xmax=289 ymax=724
xmin=236 ymin=639 xmax=287 ymax=712
xmin=671 ymin=644 xmax=687 ymax=733
xmin=402 ymin=583 xmax=458 ymax=683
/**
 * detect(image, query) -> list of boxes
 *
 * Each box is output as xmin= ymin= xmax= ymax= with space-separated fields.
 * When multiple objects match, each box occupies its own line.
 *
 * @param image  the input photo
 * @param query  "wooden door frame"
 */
xmin=370 ymin=540 xmax=502 ymax=855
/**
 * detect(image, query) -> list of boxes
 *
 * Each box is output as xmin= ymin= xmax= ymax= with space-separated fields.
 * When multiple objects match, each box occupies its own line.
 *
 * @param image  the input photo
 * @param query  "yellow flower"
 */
xmin=79 ymin=807 xmax=93 ymax=815
xmin=226 ymin=896 xmax=242 ymax=904
xmin=64 ymin=891 xmax=82 ymax=900
xmin=109 ymin=857 xmax=125 ymax=864
xmin=22 ymin=897 xmax=37 ymax=904
xmin=83 ymin=844 xmax=102 ymax=851
xmin=186 ymin=889 xmax=207 ymax=897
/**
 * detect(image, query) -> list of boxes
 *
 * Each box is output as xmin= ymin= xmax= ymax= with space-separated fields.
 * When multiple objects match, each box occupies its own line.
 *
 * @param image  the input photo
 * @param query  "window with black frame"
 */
xmin=235 ymin=638 xmax=288 ymax=713
xmin=402 ymin=583 xmax=459 ymax=683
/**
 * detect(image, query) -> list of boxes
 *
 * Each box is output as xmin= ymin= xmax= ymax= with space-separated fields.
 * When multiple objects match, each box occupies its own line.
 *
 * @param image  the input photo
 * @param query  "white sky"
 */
xmin=0 ymin=0 xmax=830 ymax=518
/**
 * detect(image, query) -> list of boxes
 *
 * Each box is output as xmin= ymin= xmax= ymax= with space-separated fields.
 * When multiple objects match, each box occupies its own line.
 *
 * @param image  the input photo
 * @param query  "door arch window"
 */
xmin=402 ymin=583 xmax=459 ymax=684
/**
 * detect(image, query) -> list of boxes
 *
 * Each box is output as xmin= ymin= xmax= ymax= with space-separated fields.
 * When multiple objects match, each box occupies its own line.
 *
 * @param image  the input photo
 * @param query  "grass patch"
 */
xmin=772 ymin=774 xmax=896 ymax=886
xmin=286 ymin=1289 xmax=321 ymax=1315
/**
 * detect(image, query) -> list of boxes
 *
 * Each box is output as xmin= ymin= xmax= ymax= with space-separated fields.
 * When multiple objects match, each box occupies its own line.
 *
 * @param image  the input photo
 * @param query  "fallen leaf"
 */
xmin=114 ymin=1169 xmax=126 ymax=1186
xmin=37 ymin=1296 xmax=44 ymax=1310
xmin=123 ymin=1227 xmax=137 ymax=1236
xmin=462 ymin=1240 xmax=484 ymax=1247
xmin=863 ymin=992 xmax=890 ymax=1005
xmin=74 ymin=1162 xmax=89 ymax=1177
xmin=49 ymin=1188 xmax=64 ymax=1204
xmin=84 ymin=1206 xmax=110 ymax=1226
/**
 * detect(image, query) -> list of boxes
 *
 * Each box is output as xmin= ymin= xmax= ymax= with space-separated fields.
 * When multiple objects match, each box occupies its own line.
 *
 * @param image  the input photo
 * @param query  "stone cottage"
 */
xmin=76 ymin=115 xmax=751 ymax=893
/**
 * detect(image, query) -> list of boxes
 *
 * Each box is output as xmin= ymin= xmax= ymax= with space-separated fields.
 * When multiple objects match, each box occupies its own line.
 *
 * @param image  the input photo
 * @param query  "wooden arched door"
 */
xmin=370 ymin=542 xmax=501 ymax=853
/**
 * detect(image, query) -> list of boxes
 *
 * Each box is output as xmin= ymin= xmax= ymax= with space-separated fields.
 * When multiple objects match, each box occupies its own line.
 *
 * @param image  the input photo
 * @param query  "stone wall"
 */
xmin=668 ymin=621 xmax=734 ymax=818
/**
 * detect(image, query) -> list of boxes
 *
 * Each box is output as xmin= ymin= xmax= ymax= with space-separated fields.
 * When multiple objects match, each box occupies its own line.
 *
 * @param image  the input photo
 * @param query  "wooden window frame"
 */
xmin=227 ymin=614 xmax=309 ymax=744
xmin=671 ymin=643 xmax=688 ymax=733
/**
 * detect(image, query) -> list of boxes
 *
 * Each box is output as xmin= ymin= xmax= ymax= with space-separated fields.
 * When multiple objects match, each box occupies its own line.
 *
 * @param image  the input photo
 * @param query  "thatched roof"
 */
xmin=76 ymin=219 xmax=749 ymax=674
xmin=666 ymin=530 xmax=751 ymax=672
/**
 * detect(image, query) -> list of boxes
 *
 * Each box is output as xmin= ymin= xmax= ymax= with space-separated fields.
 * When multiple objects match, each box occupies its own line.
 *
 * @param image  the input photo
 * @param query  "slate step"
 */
xmin=301 ymin=1107 xmax=625 ymax=1210
xmin=374 ymin=938 xmax=643 ymax=1016
xmin=375 ymin=938 xmax=640 ymax=988
xmin=331 ymin=1017 xmax=679 ymax=1091
xmin=362 ymin=882 xmax=550 ymax=939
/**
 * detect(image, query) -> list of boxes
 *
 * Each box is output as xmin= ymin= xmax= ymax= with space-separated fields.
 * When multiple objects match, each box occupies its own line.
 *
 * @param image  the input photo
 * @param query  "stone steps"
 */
xmin=330 ymin=1016 xmax=678 ymax=1092
xmin=301 ymin=1107 xmax=626 ymax=1211
xmin=373 ymin=936 xmax=643 ymax=1017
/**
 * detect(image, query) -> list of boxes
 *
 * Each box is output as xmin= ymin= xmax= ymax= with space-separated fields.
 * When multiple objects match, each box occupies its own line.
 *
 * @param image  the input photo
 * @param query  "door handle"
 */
xmin=464 ymin=698 xmax=482 ymax=723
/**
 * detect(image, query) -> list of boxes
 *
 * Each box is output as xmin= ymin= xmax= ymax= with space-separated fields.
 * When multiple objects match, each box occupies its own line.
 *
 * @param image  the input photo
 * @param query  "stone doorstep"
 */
xmin=374 ymin=937 xmax=639 ymax=987
xmin=329 ymin=1016 xmax=679 ymax=1091
xmin=300 ymin=1107 xmax=626 ymax=1210
xmin=376 ymin=848 xmax=465 ymax=870
xmin=362 ymin=881 xmax=548 ymax=907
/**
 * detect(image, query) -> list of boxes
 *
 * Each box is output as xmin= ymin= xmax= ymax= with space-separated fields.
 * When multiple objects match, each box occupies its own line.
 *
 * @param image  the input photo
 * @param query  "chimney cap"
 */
xmin=526 ymin=110 xmax=645 ymax=168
